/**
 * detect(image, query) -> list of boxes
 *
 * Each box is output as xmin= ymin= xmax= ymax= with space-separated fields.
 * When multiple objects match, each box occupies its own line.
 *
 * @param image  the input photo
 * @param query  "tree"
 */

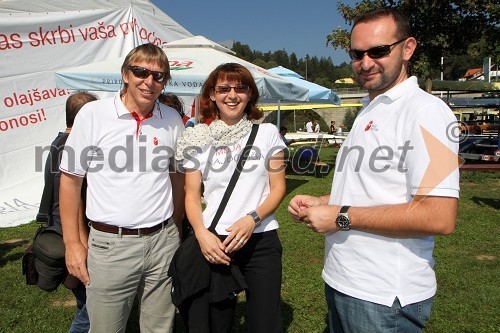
xmin=232 ymin=42 xmax=254 ymax=62
xmin=252 ymin=58 xmax=268 ymax=69
xmin=290 ymin=53 xmax=299 ymax=72
xmin=342 ymin=107 xmax=361 ymax=131
xmin=272 ymin=49 xmax=290 ymax=69
xmin=326 ymin=0 xmax=499 ymax=79
xmin=315 ymin=77 xmax=334 ymax=89
xmin=230 ymin=41 xmax=355 ymax=84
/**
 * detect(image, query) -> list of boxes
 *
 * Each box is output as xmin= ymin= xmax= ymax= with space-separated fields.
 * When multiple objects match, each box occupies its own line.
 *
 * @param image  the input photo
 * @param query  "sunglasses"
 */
xmin=215 ymin=85 xmax=250 ymax=94
xmin=348 ymin=38 xmax=407 ymax=61
xmin=127 ymin=66 xmax=169 ymax=83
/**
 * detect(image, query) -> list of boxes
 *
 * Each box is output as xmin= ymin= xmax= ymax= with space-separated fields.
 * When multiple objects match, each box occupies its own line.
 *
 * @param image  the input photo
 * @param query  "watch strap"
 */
xmin=339 ymin=205 xmax=350 ymax=214
xmin=247 ymin=210 xmax=262 ymax=227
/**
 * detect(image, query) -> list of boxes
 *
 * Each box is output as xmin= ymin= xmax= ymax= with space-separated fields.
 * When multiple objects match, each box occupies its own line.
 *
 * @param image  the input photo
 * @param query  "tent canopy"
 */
xmin=165 ymin=35 xmax=235 ymax=54
xmin=0 ymin=0 xmax=193 ymax=227
xmin=268 ymin=66 xmax=340 ymax=104
xmin=55 ymin=36 xmax=309 ymax=102
xmin=268 ymin=66 xmax=304 ymax=79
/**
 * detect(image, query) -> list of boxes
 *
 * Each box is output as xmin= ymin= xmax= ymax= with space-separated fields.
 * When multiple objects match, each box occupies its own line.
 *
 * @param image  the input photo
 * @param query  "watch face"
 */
xmin=336 ymin=215 xmax=350 ymax=229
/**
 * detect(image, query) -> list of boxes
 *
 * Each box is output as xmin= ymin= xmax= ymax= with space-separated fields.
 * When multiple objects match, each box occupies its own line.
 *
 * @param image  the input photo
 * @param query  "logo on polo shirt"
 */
xmin=153 ymin=137 xmax=158 ymax=146
xmin=364 ymin=120 xmax=378 ymax=131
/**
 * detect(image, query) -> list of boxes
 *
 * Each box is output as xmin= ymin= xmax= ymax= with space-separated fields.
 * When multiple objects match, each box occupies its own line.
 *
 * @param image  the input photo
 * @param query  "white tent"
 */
xmin=0 ymin=0 xmax=192 ymax=227
xmin=55 ymin=36 xmax=310 ymax=102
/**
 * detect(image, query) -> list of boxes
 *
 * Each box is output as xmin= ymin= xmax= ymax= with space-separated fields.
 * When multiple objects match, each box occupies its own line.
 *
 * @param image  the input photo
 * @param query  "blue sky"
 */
xmin=151 ymin=0 xmax=360 ymax=65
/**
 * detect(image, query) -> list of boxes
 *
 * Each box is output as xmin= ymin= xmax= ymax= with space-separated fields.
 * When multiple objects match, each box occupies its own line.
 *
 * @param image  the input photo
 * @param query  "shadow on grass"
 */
xmin=286 ymin=177 xmax=309 ymax=195
xmin=128 ymin=297 xmax=294 ymax=332
xmin=232 ymin=298 xmax=294 ymax=332
xmin=0 ymin=238 xmax=29 ymax=267
xmin=285 ymin=161 xmax=333 ymax=180
xmin=471 ymin=196 xmax=500 ymax=210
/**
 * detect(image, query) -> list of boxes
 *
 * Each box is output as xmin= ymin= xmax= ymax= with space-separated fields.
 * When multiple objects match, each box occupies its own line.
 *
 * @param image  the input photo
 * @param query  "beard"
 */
xmin=353 ymin=59 xmax=405 ymax=94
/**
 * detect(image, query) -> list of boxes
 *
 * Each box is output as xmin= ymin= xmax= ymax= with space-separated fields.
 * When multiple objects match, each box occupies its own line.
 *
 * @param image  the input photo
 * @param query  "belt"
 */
xmin=90 ymin=219 xmax=171 ymax=236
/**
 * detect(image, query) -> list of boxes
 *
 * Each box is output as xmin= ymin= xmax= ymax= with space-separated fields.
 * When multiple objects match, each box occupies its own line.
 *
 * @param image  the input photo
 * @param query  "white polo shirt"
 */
xmin=60 ymin=93 xmax=184 ymax=228
xmin=324 ymin=77 xmax=460 ymax=307
xmin=183 ymin=124 xmax=286 ymax=235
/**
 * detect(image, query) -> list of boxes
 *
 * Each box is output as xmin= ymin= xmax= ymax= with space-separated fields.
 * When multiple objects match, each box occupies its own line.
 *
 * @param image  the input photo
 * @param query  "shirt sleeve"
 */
xmin=182 ymin=146 xmax=209 ymax=171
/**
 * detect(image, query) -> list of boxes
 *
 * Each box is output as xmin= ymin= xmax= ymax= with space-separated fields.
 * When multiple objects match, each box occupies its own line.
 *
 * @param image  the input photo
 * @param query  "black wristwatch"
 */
xmin=336 ymin=206 xmax=351 ymax=230
xmin=247 ymin=210 xmax=262 ymax=227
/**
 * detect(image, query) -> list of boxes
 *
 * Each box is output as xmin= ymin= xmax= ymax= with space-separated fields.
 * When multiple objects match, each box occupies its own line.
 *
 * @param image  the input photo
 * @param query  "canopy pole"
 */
xmin=276 ymin=100 xmax=281 ymax=130
xmin=293 ymin=109 xmax=296 ymax=132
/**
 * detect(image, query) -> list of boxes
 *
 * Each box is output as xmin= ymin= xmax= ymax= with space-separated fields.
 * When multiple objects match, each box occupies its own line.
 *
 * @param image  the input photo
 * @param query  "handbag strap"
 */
xmin=208 ymin=124 xmax=259 ymax=233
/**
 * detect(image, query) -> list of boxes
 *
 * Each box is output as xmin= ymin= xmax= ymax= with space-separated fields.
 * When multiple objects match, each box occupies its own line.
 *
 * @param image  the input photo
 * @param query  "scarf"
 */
xmin=175 ymin=117 xmax=253 ymax=161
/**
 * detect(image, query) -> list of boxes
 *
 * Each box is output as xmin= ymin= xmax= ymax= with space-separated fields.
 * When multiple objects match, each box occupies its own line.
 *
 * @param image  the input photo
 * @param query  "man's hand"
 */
xmin=65 ymin=241 xmax=90 ymax=285
xmin=288 ymin=195 xmax=326 ymax=222
xmin=297 ymin=205 xmax=340 ymax=234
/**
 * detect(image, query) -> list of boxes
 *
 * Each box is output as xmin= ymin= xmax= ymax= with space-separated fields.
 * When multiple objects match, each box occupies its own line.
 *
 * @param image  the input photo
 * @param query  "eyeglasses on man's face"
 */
xmin=348 ymin=38 xmax=408 ymax=61
xmin=127 ymin=65 xmax=169 ymax=83
xmin=215 ymin=85 xmax=250 ymax=94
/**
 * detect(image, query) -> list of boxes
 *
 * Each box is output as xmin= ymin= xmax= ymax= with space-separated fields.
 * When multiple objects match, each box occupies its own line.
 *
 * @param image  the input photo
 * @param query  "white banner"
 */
xmin=0 ymin=1 xmax=192 ymax=227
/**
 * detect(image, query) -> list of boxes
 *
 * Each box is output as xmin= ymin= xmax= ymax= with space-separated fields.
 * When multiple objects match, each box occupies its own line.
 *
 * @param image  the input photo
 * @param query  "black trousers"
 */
xmin=180 ymin=230 xmax=283 ymax=333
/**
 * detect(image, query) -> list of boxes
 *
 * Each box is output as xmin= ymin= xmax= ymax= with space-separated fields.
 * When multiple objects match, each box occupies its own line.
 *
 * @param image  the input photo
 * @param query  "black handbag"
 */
xmin=22 ymin=136 xmax=67 ymax=291
xmin=168 ymin=124 xmax=259 ymax=307
xmin=22 ymin=225 xmax=67 ymax=292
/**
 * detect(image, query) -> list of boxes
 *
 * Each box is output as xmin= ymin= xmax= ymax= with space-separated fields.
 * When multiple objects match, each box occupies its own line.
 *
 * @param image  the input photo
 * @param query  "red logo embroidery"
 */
xmin=365 ymin=121 xmax=374 ymax=131
xmin=153 ymin=137 xmax=158 ymax=146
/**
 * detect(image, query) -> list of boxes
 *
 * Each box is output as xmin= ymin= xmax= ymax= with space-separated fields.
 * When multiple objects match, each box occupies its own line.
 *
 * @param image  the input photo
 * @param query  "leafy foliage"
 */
xmin=326 ymin=0 xmax=499 ymax=79
xmin=342 ymin=107 xmax=361 ymax=131
xmin=231 ymin=42 xmax=354 ymax=89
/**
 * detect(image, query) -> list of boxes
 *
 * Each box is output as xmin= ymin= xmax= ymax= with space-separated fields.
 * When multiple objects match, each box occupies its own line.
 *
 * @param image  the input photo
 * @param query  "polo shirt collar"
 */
xmin=361 ymin=76 xmax=418 ymax=108
xmin=113 ymin=92 xmax=161 ymax=119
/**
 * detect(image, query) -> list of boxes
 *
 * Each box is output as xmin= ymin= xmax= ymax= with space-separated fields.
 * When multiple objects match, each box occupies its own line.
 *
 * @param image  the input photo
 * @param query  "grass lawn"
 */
xmin=0 ymin=146 xmax=498 ymax=332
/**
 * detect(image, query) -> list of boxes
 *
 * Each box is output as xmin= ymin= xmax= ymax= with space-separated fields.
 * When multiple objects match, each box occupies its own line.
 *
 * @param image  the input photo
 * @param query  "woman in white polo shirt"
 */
xmin=175 ymin=63 xmax=286 ymax=332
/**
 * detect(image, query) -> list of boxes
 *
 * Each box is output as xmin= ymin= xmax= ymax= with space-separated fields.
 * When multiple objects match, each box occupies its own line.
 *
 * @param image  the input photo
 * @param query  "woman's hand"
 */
xmin=195 ymin=228 xmax=231 ymax=265
xmin=223 ymin=215 xmax=255 ymax=254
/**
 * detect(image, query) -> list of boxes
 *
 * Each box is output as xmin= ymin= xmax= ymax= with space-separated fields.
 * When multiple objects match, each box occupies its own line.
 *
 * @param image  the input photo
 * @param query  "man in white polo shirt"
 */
xmin=288 ymin=8 xmax=459 ymax=333
xmin=305 ymin=119 xmax=314 ymax=133
xmin=59 ymin=43 xmax=184 ymax=332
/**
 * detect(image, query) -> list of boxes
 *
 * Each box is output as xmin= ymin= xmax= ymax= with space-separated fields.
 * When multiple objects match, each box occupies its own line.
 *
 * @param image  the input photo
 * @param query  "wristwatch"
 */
xmin=336 ymin=206 xmax=351 ymax=230
xmin=247 ymin=210 xmax=262 ymax=228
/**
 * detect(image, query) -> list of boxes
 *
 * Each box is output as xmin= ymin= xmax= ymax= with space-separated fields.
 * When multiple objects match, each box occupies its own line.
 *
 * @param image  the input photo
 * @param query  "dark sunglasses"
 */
xmin=127 ymin=65 xmax=169 ymax=83
xmin=215 ymin=85 xmax=250 ymax=94
xmin=348 ymin=38 xmax=407 ymax=61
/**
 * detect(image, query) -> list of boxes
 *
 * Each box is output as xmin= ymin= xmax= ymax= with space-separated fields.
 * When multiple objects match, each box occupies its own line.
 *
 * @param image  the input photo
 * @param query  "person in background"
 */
xmin=329 ymin=120 xmax=336 ymax=134
xmin=41 ymin=91 xmax=97 ymax=333
xmin=159 ymin=92 xmax=192 ymax=242
xmin=159 ymin=92 xmax=188 ymax=125
xmin=336 ymin=124 xmax=344 ymax=133
xmin=314 ymin=120 xmax=320 ymax=133
xmin=279 ymin=126 xmax=296 ymax=146
xmin=175 ymin=63 xmax=286 ymax=332
xmin=289 ymin=8 xmax=459 ymax=333
xmin=59 ymin=43 xmax=184 ymax=333
xmin=305 ymin=119 xmax=314 ymax=133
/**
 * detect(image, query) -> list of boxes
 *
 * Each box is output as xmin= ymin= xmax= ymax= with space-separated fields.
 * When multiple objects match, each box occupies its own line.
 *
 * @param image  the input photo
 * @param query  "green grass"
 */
xmin=0 ymin=147 xmax=498 ymax=332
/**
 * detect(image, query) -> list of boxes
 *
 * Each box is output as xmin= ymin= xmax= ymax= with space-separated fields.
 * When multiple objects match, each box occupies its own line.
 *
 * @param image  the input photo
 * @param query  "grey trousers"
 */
xmin=86 ymin=220 xmax=180 ymax=333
